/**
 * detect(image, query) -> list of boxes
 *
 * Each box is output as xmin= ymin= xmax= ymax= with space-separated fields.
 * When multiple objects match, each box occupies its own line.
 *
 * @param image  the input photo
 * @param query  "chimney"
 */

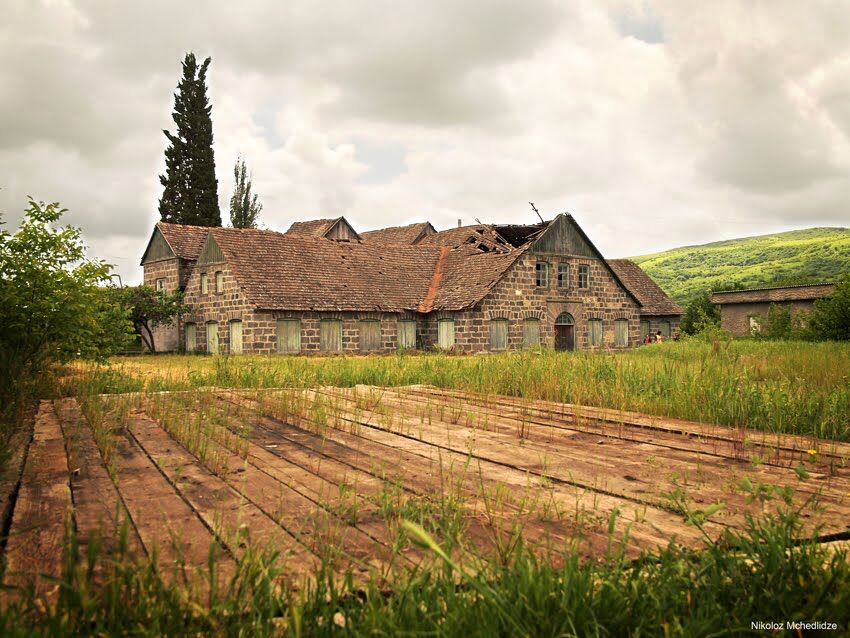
xmin=457 ymin=219 xmax=462 ymax=228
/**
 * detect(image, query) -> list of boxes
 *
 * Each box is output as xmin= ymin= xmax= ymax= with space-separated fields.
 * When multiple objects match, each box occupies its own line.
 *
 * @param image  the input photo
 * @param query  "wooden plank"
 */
xmin=3 ymin=401 xmax=72 ymax=601
xmin=0 ymin=413 xmax=33 ymax=555
xmin=126 ymin=414 xmax=320 ymax=580
xmin=54 ymin=398 xmax=145 ymax=558
xmin=109 ymin=425 xmax=234 ymax=585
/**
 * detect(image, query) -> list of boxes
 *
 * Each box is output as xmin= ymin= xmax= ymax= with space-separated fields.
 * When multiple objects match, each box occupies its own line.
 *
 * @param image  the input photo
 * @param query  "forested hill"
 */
xmin=629 ymin=227 xmax=850 ymax=303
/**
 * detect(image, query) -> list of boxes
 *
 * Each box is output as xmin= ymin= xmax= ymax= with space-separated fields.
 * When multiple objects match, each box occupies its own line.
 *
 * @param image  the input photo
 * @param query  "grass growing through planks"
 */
xmin=62 ymin=339 xmax=850 ymax=441
xmin=1 ymin=505 xmax=848 ymax=636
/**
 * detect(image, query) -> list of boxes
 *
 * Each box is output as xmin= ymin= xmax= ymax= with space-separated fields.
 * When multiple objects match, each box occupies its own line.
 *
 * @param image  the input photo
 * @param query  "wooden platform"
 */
xmin=4 ymin=386 xmax=849 ymax=594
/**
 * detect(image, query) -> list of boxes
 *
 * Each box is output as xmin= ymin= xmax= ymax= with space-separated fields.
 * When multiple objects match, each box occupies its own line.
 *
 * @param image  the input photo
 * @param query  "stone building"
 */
xmin=711 ymin=283 xmax=835 ymax=336
xmin=140 ymin=214 xmax=681 ymax=354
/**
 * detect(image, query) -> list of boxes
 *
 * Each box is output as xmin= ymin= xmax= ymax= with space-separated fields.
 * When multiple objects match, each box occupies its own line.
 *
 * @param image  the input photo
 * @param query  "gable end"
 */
xmin=140 ymin=226 xmax=176 ymax=265
xmin=197 ymin=233 xmax=226 ymax=265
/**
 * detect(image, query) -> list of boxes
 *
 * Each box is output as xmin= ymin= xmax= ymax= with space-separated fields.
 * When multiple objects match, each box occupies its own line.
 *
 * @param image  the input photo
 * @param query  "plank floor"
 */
xmin=4 ymin=386 xmax=849 ymax=595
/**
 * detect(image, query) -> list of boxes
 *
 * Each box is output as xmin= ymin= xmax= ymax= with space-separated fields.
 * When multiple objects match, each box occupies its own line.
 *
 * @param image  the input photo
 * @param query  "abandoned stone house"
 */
xmin=140 ymin=214 xmax=682 ymax=354
xmin=711 ymin=283 xmax=835 ymax=336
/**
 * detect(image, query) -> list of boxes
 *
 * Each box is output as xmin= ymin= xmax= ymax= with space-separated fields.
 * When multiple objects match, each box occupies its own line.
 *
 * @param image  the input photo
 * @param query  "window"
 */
xmin=578 ymin=265 xmax=589 ymax=289
xmin=660 ymin=321 xmax=671 ymax=338
xmin=489 ymin=319 xmax=508 ymax=350
xmin=523 ymin=318 xmax=540 ymax=348
xmin=276 ymin=319 xmax=301 ymax=353
xmin=438 ymin=319 xmax=455 ymax=349
xmin=640 ymin=319 xmax=650 ymax=340
xmin=206 ymin=321 xmax=219 ymax=354
xmin=185 ymin=323 xmax=197 ymax=352
xmin=201 ymin=272 xmax=209 ymax=294
xmin=215 ymin=271 xmax=224 ymax=293
xmin=615 ymin=319 xmax=628 ymax=347
xmin=320 ymin=319 xmax=342 ymax=352
xmin=557 ymin=263 xmax=569 ymax=289
xmin=588 ymin=318 xmax=602 ymax=346
xmin=360 ymin=320 xmax=381 ymax=352
xmin=398 ymin=320 xmax=416 ymax=349
xmin=155 ymin=278 xmax=166 ymax=292
xmin=229 ymin=320 xmax=243 ymax=354
xmin=535 ymin=262 xmax=549 ymax=288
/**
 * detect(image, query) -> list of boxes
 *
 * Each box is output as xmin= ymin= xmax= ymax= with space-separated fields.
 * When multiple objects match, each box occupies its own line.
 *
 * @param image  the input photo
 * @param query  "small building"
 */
xmin=140 ymin=214 xmax=682 ymax=354
xmin=711 ymin=283 xmax=835 ymax=336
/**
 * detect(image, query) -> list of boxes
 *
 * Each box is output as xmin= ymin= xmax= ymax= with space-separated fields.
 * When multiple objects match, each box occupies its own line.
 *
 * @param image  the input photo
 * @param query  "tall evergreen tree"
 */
xmin=158 ymin=53 xmax=221 ymax=226
xmin=229 ymin=156 xmax=263 ymax=228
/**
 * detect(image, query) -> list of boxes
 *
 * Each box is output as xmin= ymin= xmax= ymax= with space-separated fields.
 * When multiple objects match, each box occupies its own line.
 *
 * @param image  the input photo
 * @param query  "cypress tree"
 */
xmin=158 ymin=53 xmax=221 ymax=226
xmin=229 ymin=156 xmax=263 ymax=229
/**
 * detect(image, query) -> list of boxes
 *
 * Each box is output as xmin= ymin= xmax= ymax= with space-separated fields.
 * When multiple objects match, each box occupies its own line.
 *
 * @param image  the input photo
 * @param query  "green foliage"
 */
xmin=679 ymin=290 xmax=720 ymax=335
xmin=158 ymin=53 xmax=221 ymax=227
xmin=229 ymin=156 xmax=263 ymax=229
xmin=809 ymin=274 xmax=850 ymax=341
xmin=1 ymin=510 xmax=848 ymax=636
xmin=0 ymin=199 xmax=133 ymax=431
xmin=113 ymin=285 xmax=191 ymax=353
xmin=632 ymin=227 xmax=850 ymax=302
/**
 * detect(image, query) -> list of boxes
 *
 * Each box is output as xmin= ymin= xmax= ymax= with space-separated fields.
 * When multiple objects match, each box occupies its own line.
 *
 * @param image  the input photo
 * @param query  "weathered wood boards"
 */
xmin=3 ymin=401 xmax=72 ymax=600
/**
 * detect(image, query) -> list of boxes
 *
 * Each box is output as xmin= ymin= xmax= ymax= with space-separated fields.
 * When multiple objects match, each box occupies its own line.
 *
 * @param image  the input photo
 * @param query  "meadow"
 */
xmin=67 ymin=339 xmax=850 ymax=441
xmin=3 ymin=339 xmax=849 ymax=636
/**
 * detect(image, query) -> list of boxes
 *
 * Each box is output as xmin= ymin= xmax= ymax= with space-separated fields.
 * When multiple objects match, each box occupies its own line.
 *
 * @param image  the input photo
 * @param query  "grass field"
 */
xmin=66 ymin=339 xmax=850 ymax=441
xmin=630 ymin=226 xmax=850 ymax=302
xmin=2 ymin=340 xmax=849 ymax=636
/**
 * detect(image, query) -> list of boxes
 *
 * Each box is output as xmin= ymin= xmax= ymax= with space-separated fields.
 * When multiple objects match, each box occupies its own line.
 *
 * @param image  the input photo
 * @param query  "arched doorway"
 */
xmin=554 ymin=312 xmax=575 ymax=351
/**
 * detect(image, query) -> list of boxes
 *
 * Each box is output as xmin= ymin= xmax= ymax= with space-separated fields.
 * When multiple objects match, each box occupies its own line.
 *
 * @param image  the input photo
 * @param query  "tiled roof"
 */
xmin=711 ymin=283 xmax=835 ymax=305
xmin=207 ymin=229 xmax=520 ymax=312
xmin=156 ymin=222 xmax=213 ymax=260
xmin=607 ymin=259 xmax=684 ymax=315
xmin=417 ymin=225 xmax=513 ymax=253
xmin=284 ymin=218 xmax=339 ymax=237
xmin=361 ymin=222 xmax=434 ymax=245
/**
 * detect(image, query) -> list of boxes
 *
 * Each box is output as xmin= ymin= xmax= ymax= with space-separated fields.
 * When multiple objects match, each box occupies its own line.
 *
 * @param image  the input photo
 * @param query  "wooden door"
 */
xmin=320 ymin=319 xmax=342 ymax=352
xmin=398 ymin=320 xmax=416 ymax=349
xmin=276 ymin=319 xmax=301 ymax=353
xmin=206 ymin=322 xmax=219 ymax=354
xmin=555 ymin=324 xmax=574 ymax=351
xmin=185 ymin=323 xmax=196 ymax=352
xmin=229 ymin=320 xmax=243 ymax=355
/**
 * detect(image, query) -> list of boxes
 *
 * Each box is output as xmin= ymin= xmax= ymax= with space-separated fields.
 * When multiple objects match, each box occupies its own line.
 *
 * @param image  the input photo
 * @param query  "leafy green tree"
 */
xmin=158 ymin=53 xmax=221 ymax=227
xmin=229 ymin=156 xmax=263 ymax=229
xmin=115 ymin=286 xmax=190 ymax=353
xmin=0 ymin=199 xmax=133 ymax=404
xmin=808 ymin=274 xmax=850 ymax=340
xmin=680 ymin=291 xmax=720 ymax=335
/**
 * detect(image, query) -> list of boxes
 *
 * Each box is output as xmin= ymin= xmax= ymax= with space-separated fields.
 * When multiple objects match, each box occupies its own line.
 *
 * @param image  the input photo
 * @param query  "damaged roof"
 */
xmin=361 ymin=222 xmax=435 ymax=245
xmin=711 ymin=283 xmax=835 ymax=305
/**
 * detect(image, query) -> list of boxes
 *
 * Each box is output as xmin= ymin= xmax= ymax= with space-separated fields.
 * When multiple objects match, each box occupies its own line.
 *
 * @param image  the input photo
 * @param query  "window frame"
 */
xmin=185 ymin=322 xmax=197 ymax=352
xmin=614 ymin=318 xmax=628 ymax=347
xmin=276 ymin=318 xmax=301 ymax=354
xmin=155 ymin=278 xmax=166 ymax=292
xmin=522 ymin=318 xmax=540 ymax=348
xmin=205 ymin=320 xmax=219 ymax=354
xmin=557 ymin=263 xmax=569 ymax=289
xmin=359 ymin=320 xmax=382 ymax=352
xmin=535 ymin=261 xmax=549 ymax=288
xmin=200 ymin=272 xmax=209 ymax=295
xmin=397 ymin=319 xmax=417 ymax=349
xmin=578 ymin=265 xmax=589 ymax=289
xmin=215 ymin=271 xmax=224 ymax=294
xmin=320 ymin=319 xmax=343 ymax=353
xmin=229 ymin=319 xmax=243 ymax=355
xmin=437 ymin=319 xmax=455 ymax=350
xmin=588 ymin=318 xmax=602 ymax=347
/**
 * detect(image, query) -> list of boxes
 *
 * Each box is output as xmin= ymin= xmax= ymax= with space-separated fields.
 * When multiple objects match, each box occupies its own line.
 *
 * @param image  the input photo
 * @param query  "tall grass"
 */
xmin=64 ymin=340 xmax=850 ymax=440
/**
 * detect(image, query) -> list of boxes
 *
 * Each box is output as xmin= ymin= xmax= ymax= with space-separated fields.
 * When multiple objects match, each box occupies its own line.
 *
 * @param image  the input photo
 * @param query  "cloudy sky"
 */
xmin=2 ymin=0 xmax=849 ymax=284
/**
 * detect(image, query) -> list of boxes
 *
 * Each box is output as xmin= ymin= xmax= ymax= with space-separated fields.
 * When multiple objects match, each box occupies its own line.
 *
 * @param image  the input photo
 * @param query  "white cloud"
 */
xmin=1 ymin=0 xmax=848 ymax=285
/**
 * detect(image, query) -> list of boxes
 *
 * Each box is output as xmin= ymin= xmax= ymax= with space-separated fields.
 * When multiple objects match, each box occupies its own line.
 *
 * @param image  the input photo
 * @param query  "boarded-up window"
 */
xmin=206 ymin=321 xmax=219 ymax=354
xmin=523 ymin=318 xmax=540 ymax=348
xmin=614 ymin=319 xmax=628 ymax=347
xmin=215 ymin=271 xmax=224 ymax=293
xmin=660 ymin=321 xmax=671 ymax=338
xmin=557 ymin=263 xmax=569 ymax=289
xmin=489 ymin=319 xmax=508 ymax=350
xmin=229 ymin=320 xmax=243 ymax=354
xmin=200 ymin=273 xmax=209 ymax=294
xmin=438 ymin=319 xmax=455 ymax=349
xmin=276 ymin=319 xmax=301 ymax=353
xmin=578 ymin=265 xmax=589 ymax=289
xmin=185 ymin=323 xmax=197 ymax=352
xmin=320 ymin=319 xmax=342 ymax=352
xmin=535 ymin=262 xmax=549 ymax=287
xmin=640 ymin=319 xmax=650 ymax=339
xmin=360 ymin=320 xmax=381 ymax=352
xmin=588 ymin=318 xmax=602 ymax=346
xmin=155 ymin=278 xmax=166 ymax=292
xmin=398 ymin=320 xmax=416 ymax=349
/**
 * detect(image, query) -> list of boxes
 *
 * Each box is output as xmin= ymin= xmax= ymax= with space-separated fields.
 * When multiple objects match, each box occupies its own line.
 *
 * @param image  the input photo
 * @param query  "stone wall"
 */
xmin=142 ymin=258 xmax=180 ymax=352
xmin=719 ymin=301 xmax=815 ymax=336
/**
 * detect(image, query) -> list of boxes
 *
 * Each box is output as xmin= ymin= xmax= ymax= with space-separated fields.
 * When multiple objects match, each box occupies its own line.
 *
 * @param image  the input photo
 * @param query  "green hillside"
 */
xmin=630 ymin=227 xmax=850 ymax=303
